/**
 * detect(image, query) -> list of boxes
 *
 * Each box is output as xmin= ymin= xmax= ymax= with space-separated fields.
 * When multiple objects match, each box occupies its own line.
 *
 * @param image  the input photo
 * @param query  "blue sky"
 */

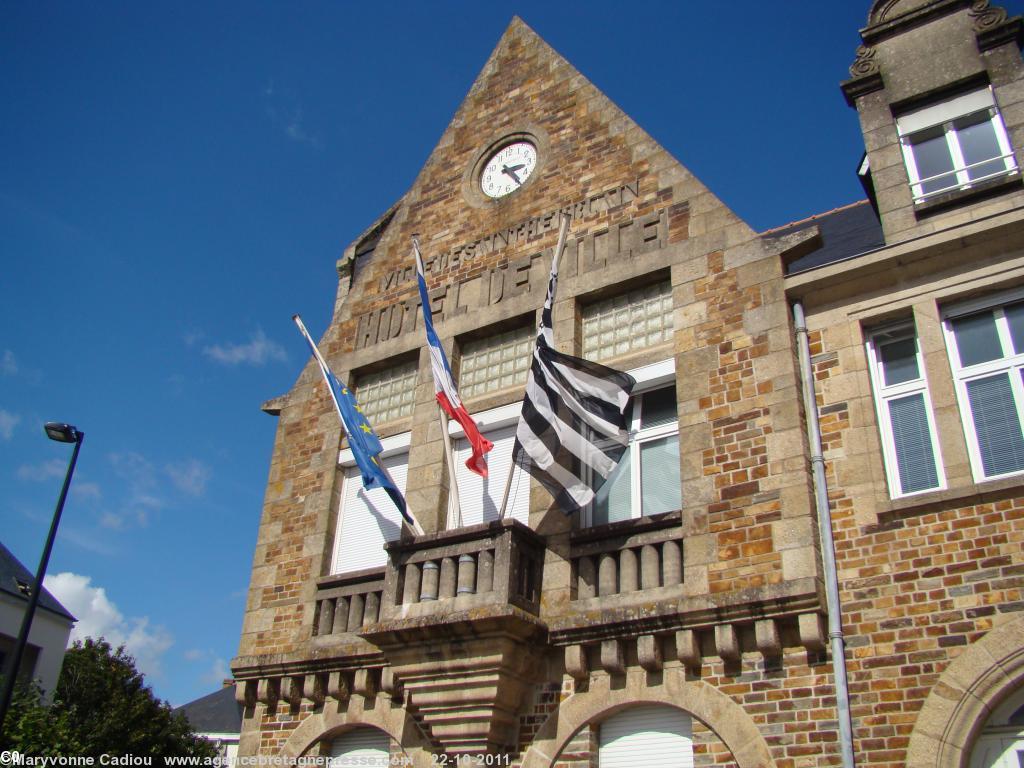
xmin=0 ymin=2 xmax=960 ymax=707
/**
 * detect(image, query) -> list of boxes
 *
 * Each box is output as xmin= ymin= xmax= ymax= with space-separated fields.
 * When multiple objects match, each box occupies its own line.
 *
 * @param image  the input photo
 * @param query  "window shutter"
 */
xmin=887 ymin=394 xmax=940 ymax=494
xmin=966 ymin=374 xmax=1024 ymax=477
xmin=329 ymin=727 xmax=390 ymax=766
xmin=897 ymin=88 xmax=994 ymax=134
xmin=639 ymin=435 xmax=681 ymax=515
xmin=332 ymin=453 xmax=409 ymax=573
xmin=598 ymin=705 xmax=693 ymax=768
xmin=450 ymin=425 xmax=530 ymax=527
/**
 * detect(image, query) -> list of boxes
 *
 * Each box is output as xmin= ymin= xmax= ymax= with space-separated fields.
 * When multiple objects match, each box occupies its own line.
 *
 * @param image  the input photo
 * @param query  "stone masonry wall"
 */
xmin=809 ymin=325 xmax=1024 ymax=767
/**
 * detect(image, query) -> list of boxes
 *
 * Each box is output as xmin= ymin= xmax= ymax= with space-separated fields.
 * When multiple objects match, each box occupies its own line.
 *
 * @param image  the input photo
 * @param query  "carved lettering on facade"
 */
xmin=378 ymin=179 xmax=642 ymax=293
xmin=353 ymin=201 xmax=667 ymax=350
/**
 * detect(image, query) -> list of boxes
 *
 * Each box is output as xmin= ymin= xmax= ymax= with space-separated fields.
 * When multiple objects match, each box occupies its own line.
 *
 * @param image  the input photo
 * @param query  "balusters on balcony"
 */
xmin=477 ymin=549 xmax=494 ymax=592
xmin=457 ymin=554 xmax=476 ymax=595
xmin=420 ymin=561 xmax=440 ymax=601
xmin=333 ymin=597 xmax=349 ymax=633
xmin=312 ymin=569 xmax=386 ymax=638
xmin=402 ymin=563 xmax=421 ymax=605
xmin=570 ymin=512 xmax=684 ymax=601
xmin=439 ymin=556 xmax=458 ymax=599
xmin=379 ymin=519 xmax=545 ymax=619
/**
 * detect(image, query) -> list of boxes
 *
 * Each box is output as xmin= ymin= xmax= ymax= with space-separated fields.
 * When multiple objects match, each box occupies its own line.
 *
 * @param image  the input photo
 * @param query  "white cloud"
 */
xmin=0 ymin=409 xmax=19 ymax=440
xmin=284 ymin=110 xmax=322 ymax=148
xmin=99 ymin=511 xmax=124 ymax=530
xmin=17 ymin=458 xmax=65 ymax=481
xmin=1 ymin=350 xmax=17 ymax=376
xmin=72 ymin=481 xmax=101 ymax=501
xmin=182 ymin=329 xmax=205 ymax=348
xmin=183 ymin=648 xmax=230 ymax=688
xmin=202 ymin=329 xmax=287 ymax=366
xmin=44 ymin=572 xmax=173 ymax=680
xmin=165 ymin=459 xmax=210 ymax=496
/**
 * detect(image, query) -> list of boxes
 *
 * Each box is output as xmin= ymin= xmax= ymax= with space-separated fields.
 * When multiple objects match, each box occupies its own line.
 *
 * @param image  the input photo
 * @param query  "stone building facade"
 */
xmin=232 ymin=2 xmax=1024 ymax=766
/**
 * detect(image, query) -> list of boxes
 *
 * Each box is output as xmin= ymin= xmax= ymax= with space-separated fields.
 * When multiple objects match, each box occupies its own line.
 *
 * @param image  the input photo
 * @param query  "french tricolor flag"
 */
xmin=414 ymin=240 xmax=494 ymax=476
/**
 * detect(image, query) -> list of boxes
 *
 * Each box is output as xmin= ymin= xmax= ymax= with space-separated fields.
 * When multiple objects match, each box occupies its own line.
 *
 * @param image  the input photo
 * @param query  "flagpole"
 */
xmin=294 ymin=314 xmax=425 ymax=538
xmin=498 ymin=213 xmax=572 ymax=520
xmin=293 ymin=314 xmax=345 ymax=422
xmin=440 ymin=410 xmax=463 ymax=528
xmin=413 ymin=237 xmax=465 ymax=528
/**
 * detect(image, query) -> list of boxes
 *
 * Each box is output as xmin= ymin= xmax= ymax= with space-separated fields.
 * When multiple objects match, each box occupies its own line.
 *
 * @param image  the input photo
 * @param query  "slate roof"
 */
xmin=764 ymin=199 xmax=886 ymax=275
xmin=0 ymin=540 xmax=75 ymax=622
xmin=174 ymin=685 xmax=243 ymax=734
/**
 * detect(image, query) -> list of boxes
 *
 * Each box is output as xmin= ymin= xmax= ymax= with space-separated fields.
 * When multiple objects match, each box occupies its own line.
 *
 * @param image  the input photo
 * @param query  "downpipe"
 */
xmin=792 ymin=300 xmax=857 ymax=768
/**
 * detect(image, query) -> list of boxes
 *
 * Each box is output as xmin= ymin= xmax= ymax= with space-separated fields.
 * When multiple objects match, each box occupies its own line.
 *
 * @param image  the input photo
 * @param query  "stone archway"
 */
xmin=520 ymin=667 xmax=775 ymax=768
xmin=279 ymin=698 xmax=435 ymax=768
xmin=906 ymin=615 xmax=1024 ymax=768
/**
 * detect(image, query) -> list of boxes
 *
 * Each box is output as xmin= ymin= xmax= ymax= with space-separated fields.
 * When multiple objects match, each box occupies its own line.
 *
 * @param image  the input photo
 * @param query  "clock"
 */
xmin=480 ymin=141 xmax=538 ymax=198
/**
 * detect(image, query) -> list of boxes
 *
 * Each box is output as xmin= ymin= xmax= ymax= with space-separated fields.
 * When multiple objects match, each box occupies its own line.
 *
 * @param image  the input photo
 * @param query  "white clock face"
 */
xmin=480 ymin=141 xmax=538 ymax=198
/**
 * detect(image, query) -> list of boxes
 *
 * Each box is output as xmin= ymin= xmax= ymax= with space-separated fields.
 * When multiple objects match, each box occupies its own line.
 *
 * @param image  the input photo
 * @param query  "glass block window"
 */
xmin=866 ymin=324 xmax=944 ymax=497
xmin=582 ymin=282 xmax=673 ymax=361
xmin=944 ymin=297 xmax=1024 ymax=481
xmin=459 ymin=325 xmax=534 ymax=399
xmin=354 ymin=361 xmax=417 ymax=425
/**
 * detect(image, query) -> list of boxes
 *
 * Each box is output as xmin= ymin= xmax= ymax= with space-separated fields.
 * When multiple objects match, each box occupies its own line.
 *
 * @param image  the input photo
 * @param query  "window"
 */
xmin=459 ymin=325 xmax=534 ymax=399
xmin=331 ymin=433 xmax=409 ymax=574
xmin=896 ymin=87 xmax=1016 ymax=203
xmin=866 ymin=324 xmax=944 ymax=496
xmin=598 ymin=705 xmax=694 ymax=768
xmin=589 ymin=360 xmax=679 ymax=526
xmin=582 ymin=281 xmax=673 ymax=362
xmin=355 ymin=361 xmax=417 ymax=425
xmin=446 ymin=403 xmax=530 ymax=527
xmin=944 ymin=294 xmax=1024 ymax=481
xmin=328 ymin=727 xmax=390 ymax=767
xmin=969 ymin=685 xmax=1024 ymax=768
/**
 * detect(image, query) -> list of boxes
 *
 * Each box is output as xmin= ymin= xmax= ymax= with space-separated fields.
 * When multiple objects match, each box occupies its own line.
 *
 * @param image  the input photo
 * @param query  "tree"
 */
xmin=1 ymin=638 xmax=217 ymax=758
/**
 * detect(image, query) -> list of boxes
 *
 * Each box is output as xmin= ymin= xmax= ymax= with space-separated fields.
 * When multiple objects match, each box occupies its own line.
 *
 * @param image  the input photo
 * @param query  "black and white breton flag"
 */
xmin=512 ymin=222 xmax=636 ymax=514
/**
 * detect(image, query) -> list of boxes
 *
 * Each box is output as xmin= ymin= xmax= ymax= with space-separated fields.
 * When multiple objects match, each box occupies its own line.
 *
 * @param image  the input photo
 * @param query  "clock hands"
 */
xmin=501 ymin=163 xmax=526 ymax=185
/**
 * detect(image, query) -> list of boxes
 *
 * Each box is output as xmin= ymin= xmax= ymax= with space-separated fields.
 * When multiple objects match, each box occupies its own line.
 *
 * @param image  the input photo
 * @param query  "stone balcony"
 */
xmin=360 ymin=518 xmax=548 ymax=757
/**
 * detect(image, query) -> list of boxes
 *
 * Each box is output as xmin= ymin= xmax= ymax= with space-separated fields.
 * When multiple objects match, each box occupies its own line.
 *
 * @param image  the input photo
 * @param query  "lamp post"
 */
xmin=0 ymin=422 xmax=84 ymax=738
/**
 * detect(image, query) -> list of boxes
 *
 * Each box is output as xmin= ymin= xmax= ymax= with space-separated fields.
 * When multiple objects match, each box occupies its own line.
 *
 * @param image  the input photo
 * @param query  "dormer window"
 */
xmin=896 ymin=87 xmax=1017 ymax=204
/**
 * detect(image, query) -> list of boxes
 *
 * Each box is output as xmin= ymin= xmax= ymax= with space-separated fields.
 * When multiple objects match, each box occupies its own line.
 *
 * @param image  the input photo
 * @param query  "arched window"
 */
xmin=598 ymin=704 xmax=693 ymax=768
xmin=328 ymin=726 xmax=390 ymax=767
xmin=970 ymin=686 xmax=1024 ymax=767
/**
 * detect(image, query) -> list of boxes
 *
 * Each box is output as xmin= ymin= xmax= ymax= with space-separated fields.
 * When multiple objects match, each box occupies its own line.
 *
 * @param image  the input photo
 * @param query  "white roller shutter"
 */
xmin=332 ymin=453 xmax=409 ymax=574
xmin=328 ymin=727 xmax=390 ymax=767
xmin=448 ymin=424 xmax=530 ymax=527
xmin=599 ymin=705 xmax=693 ymax=768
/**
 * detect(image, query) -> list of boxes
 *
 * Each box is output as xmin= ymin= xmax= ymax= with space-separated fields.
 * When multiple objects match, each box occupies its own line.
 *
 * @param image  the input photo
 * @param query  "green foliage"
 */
xmin=1 ymin=638 xmax=217 ymax=758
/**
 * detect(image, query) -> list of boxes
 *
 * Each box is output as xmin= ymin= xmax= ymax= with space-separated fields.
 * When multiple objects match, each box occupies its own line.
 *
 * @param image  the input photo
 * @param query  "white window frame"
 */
xmin=331 ymin=431 xmax=411 ymax=574
xmin=445 ymin=402 xmax=530 ymax=528
xmin=584 ymin=359 xmax=677 ymax=527
xmin=943 ymin=287 xmax=1024 ymax=483
xmin=896 ymin=86 xmax=1017 ymax=204
xmin=865 ymin=322 xmax=945 ymax=498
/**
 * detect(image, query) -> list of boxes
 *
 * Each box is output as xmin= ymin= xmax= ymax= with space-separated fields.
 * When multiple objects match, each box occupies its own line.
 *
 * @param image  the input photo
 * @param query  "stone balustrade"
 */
xmin=570 ymin=510 xmax=683 ymax=600
xmin=312 ymin=567 xmax=386 ymax=637
xmin=379 ymin=517 xmax=545 ymax=621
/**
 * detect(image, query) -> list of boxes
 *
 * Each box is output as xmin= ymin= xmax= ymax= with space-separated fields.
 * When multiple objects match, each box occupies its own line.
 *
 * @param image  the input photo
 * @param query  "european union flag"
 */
xmin=293 ymin=315 xmax=419 ymax=531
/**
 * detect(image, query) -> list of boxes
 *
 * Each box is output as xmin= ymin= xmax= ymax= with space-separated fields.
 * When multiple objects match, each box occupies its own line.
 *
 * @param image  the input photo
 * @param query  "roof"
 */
xmin=174 ymin=685 xmax=243 ymax=734
xmin=0 ymin=540 xmax=75 ymax=622
xmin=764 ymin=199 xmax=886 ymax=275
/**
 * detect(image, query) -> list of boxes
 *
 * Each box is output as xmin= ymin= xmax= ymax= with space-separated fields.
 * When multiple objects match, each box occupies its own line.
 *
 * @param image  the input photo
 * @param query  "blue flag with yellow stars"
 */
xmin=293 ymin=315 xmax=417 ymax=530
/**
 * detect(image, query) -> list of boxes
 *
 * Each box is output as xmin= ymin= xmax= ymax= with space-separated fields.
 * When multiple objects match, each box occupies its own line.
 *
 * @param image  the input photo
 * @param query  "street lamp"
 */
xmin=0 ymin=422 xmax=84 ymax=738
